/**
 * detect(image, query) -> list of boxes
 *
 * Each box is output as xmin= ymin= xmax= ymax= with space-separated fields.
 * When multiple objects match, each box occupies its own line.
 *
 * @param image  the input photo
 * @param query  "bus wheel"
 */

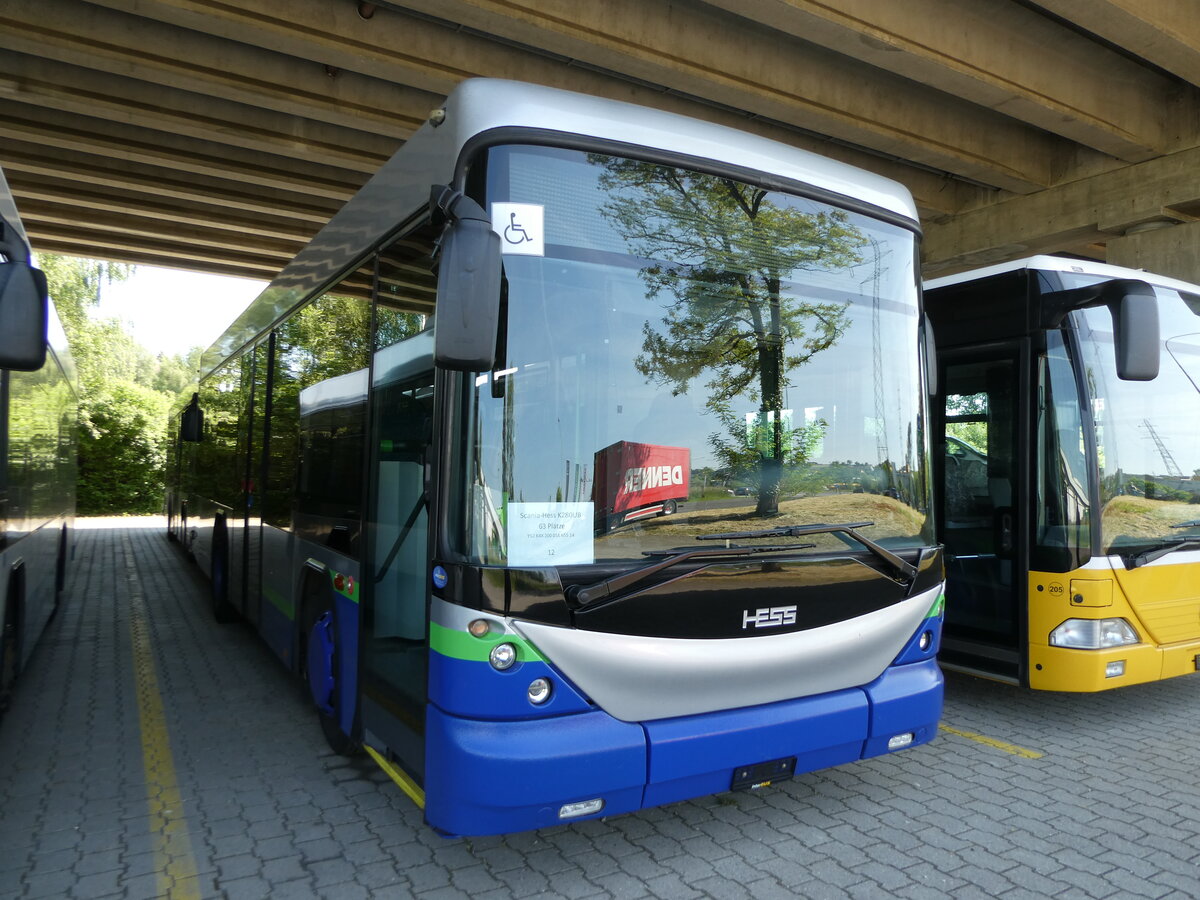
xmin=0 ymin=578 xmax=22 ymax=712
xmin=662 ymin=499 xmax=678 ymax=515
xmin=210 ymin=522 xmax=238 ymax=624
xmin=305 ymin=597 xmax=360 ymax=757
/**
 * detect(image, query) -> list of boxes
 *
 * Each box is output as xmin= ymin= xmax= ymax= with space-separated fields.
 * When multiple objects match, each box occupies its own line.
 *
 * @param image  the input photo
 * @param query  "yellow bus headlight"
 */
xmin=1049 ymin=618 xmax=1138 ymax=649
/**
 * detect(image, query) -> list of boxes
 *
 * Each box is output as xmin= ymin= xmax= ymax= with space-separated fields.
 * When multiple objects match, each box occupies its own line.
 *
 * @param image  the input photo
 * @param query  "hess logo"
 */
xmin=742 ymin=606 xmax=798 ymax=630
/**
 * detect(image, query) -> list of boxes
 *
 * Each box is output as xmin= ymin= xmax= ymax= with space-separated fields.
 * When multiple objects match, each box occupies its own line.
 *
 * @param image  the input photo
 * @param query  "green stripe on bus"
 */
xmin=926 ymin=594 xmax=945 ymax=618
xmin=263 ymin=586 xmax=295 ymax=620
xmin=429 ymin=621 xmax=547 ymax=663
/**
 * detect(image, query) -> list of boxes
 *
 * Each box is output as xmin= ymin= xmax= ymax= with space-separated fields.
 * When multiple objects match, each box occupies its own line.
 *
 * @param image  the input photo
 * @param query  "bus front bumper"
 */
xmin=423 ymin=657 xmax=943 ymax=836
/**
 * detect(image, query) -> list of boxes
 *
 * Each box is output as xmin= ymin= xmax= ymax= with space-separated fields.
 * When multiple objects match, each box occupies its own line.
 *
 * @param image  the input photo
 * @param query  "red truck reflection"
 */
xmin=593 ymin=441 xmax=690 ymax=533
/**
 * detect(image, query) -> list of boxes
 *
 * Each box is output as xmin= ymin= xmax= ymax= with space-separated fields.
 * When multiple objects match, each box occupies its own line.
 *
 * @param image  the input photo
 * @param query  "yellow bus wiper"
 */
xmin=568 ymin=543 xmax=815 ymax=609
xmin=1125 ymin=538 xmax=1200 ymax=569
xmin=698 ymin=521 xmax=919 ymax=585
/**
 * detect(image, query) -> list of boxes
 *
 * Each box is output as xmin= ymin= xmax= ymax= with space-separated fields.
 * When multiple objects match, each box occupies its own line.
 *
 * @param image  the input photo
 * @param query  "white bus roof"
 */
xmin=203 ymin=79 xmax=919 ymax=376
xmin=925 ymin=255 xmax=1200 ymax=296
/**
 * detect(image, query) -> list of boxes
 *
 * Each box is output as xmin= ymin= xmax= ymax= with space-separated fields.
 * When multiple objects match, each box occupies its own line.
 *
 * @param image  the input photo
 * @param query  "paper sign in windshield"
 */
xmin=491 ymin=203 xmax=544 ymax=256
xmin=508 ymin=502 xmax=594 ymax=566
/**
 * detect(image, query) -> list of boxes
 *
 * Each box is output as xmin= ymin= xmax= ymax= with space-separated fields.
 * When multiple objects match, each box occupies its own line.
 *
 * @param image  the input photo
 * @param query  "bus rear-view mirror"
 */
xmin=181 ymin=393 xmax=205 ymax=442
xmin=1111 ymin=285 xmax=1159 ymax=381
xmin=1041 ymin=278 xmax=1159 ymax=381
xmin=0 ymin=216 xmax=48 ymax=372
xmin=430 ymin=185 xmax=501 ymax=372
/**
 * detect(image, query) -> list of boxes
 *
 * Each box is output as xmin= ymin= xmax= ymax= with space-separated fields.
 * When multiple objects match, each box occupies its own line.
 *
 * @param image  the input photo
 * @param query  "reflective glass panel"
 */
xmin=458 ymin=145 xmax=931 ymax=564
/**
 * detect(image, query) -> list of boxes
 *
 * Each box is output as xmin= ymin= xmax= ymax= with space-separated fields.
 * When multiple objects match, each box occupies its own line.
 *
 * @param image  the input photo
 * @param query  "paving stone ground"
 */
xmin=2 ymin=518 xmax=1199 ymax=899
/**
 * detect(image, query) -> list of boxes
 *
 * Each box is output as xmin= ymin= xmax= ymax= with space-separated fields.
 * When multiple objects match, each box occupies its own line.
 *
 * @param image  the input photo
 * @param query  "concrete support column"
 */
xmin=1106 ymin=221 xmax=1200 ymax=285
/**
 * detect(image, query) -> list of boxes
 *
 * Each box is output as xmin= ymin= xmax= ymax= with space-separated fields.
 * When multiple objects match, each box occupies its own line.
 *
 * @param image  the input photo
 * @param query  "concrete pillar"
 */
xmin=1106 ymin=220 xmax=1200 ymax=286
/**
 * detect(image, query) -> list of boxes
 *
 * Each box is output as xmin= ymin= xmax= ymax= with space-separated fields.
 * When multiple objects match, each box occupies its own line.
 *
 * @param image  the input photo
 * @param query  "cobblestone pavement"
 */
xmin=2 ymin=518 xmax=1199 ymax=899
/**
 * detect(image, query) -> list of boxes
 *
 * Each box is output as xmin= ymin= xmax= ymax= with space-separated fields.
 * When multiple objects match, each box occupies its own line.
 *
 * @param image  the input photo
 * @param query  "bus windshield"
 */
xmin=1072 ymin=282 xmax=1200 ymax=555
xmin=459 ymin=144 xmax=931 ymax=565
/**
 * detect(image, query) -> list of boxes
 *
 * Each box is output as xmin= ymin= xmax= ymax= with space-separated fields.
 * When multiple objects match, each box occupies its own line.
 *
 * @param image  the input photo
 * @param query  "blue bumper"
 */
xmin=424 ymin=656 xmax=943 ymax=835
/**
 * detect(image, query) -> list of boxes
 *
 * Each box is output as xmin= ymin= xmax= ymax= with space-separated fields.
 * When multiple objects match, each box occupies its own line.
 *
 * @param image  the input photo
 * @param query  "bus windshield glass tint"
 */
xmin=460 ymin=144 xmax=931 ymax=565
xmin=1071 ymin=282 xmax=1200 ymax=554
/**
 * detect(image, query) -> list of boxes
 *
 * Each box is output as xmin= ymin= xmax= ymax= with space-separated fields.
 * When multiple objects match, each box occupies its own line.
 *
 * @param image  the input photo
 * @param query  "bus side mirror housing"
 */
xmin=1041 ymin=278 xmax=1159 ymax=381
xmin=0 ymin=216 xmax=48 ymax=372
xmin=430 ymin=185 xmax=501 ymax=372
xmin=1111 ymin=286 xmax=1159 ymax=381
xmin=181 ymin=393 xmax=204 ymax=442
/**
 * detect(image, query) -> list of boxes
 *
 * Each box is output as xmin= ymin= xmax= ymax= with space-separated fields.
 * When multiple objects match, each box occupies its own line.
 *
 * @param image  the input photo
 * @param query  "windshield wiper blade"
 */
xmin=568 ymin=543 xmax=816 ymax=609
xmin=697 ymin=520 xmax=919 ymax=585
xmin=1124 ymin=539 xmax=1200 ymax=569
xmin=1171 ymin=520 xmax=1200 ymax=529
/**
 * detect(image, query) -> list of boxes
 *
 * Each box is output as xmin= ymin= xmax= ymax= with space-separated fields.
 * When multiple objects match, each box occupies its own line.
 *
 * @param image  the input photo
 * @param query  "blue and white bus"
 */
xmin=168 ymin=79 xmax=944 ymax=835
xmin=0 ymin=166 xmax=76 ymax=712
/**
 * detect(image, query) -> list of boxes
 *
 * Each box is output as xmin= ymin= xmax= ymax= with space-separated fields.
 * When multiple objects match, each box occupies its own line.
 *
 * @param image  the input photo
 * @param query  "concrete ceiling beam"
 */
xmin=12 ymin=181 xmax=319 ymax=245
xmin=2 ymin=144 xmax=341 ymax=225
xmin=0 ymin=104 xmax=366 ymax=200
xmin=1032 ymin=0 xmax=1200 ymax=88
xmin=25 ymin=229 xmax=289 ymax=280
xmin=2 ymin=0 xmax=439 ymax=139
xmin=383 ymin=0 xmax=1114 ymax=193
xmin=84 ymin=0 xmax=994 ymax=212
xmin=1 ymin=51 xmax=397 ymax=173
xmin=922 ymin=143 xmax=1200 ymax=275
xmin=702 ymin=0 xmax=1196 ymax=162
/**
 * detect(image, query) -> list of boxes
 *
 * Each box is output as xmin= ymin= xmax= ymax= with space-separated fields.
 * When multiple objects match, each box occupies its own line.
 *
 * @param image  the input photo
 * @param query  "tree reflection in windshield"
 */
xmin=594 ymin=158 xmax=862 ymax=518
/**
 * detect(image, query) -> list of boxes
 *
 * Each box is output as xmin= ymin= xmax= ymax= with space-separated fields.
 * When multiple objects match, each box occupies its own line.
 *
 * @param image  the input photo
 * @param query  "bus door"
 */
xmin=361 ymin=369 xmax=434 ymax=782
xmin=938 ymin=344 xmax=1028 ymax=681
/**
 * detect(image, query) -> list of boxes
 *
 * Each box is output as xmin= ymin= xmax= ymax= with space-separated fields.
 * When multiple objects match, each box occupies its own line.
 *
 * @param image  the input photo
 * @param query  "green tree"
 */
xmin=77 ymin=382 xmax=172 ymax=513
xmin=38 ymin=254 xmax=196 ymax=514
xmin=595 ymin=159 xmax=861 ymax=516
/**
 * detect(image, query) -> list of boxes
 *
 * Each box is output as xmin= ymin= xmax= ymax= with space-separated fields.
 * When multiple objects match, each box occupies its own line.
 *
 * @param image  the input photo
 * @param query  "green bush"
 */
xmin=77 ymin=381 xmax=173 ymax=515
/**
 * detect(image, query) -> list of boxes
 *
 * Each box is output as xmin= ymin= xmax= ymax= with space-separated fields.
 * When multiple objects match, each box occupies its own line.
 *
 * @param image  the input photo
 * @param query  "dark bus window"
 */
xmin=265 ymin=265 xmax=373 ymax=555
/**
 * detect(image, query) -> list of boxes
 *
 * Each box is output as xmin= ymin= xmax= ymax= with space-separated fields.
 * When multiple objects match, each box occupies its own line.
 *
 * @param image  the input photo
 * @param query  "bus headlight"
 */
xmin=527 ymin=677 xmax=552 ymax=704
xmin=1049 ymin=618 xmax=1139 ymax=649
xmin=489 ymin=643 xmax=517 ymax=670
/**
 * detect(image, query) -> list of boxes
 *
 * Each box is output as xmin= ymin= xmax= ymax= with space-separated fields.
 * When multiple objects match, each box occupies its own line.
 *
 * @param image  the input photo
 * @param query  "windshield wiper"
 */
xmin=1124 ymin=538 xmax=1200 ymax=569
xmin=1171 ymin=520 xmax=1200 ymax=530
xmin=697 ymin=521 xmax=919 ymax=585
xmin=568 ymin=543 xmax=816 ymax=608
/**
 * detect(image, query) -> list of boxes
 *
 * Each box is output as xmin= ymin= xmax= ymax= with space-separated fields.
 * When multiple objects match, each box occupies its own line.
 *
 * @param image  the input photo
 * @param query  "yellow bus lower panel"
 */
xmin=1028 ymin=566 xmax=1200 ymax=691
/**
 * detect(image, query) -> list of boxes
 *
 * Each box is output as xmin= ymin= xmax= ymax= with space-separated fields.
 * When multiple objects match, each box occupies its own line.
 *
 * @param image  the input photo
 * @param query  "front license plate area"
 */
xmin=731 ymin=756 xmax=796 ymax=791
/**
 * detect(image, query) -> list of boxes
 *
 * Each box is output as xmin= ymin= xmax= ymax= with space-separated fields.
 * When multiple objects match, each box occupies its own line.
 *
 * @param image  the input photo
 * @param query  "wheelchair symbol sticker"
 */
xmin=491 ymin=203 xmax=544 ymax=256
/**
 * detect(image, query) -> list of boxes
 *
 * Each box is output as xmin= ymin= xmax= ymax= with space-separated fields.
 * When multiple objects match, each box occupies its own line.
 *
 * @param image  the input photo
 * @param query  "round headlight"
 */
xmin=528 ymin=678 xmax=552 ymax=704
xmin=918 ymin=630 xmax=933 ymax=651
xmin=489 ymin=642 xmax=517 ymax=670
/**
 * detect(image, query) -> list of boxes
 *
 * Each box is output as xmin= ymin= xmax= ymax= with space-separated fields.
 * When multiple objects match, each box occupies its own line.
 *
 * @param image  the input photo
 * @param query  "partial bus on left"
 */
xmin=0 ymin=165 xmax=77 ymax=712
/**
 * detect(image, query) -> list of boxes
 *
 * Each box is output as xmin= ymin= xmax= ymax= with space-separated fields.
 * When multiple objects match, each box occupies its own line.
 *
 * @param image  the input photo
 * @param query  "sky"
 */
xmin=94 ymin=265 xmax=267 ymax=358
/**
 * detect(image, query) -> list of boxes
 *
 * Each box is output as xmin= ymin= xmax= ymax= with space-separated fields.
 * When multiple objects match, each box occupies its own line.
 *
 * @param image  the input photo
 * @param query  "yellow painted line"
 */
xmin=365 ymin=745 xmax=426 ymax=809
xmin=940 ymin=723 xmax=1044 ymax=759
xmin=124 ymin=534 xmax=201 ymax=900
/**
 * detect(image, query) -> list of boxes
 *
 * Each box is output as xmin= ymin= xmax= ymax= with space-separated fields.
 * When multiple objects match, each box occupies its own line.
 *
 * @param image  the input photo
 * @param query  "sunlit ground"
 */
xmin=74 ymin=515 xmax=166 ymax=530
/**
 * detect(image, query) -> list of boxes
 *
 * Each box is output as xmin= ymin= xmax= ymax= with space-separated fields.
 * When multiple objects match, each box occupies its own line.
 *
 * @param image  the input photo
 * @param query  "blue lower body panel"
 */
xmin=643 ymin=688 xmax=868 ymax=808
xmin=425 ymin=707 xmax=648 ymax=835
xmin=424 ymin=657 xmax=943 ymax=836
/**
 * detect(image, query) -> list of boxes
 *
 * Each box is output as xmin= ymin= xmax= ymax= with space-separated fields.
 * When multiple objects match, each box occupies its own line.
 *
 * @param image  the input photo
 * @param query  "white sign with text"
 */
xmin=508 ymin=502 xmax=594 ymax=566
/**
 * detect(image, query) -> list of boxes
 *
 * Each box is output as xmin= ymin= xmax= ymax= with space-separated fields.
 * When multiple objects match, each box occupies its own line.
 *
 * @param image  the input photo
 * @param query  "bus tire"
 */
xmin=210 ymin=520 xmax=238 ymax=624
xmin=0 ymin=569 xmax=23 ymax=713
xmin=303 ymin=582 xmax=360 ymax=757
xmin=662 ymin=499 xmax=677 ymax=515
xmin=51 ymin=525 xmax=68 ymax=619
